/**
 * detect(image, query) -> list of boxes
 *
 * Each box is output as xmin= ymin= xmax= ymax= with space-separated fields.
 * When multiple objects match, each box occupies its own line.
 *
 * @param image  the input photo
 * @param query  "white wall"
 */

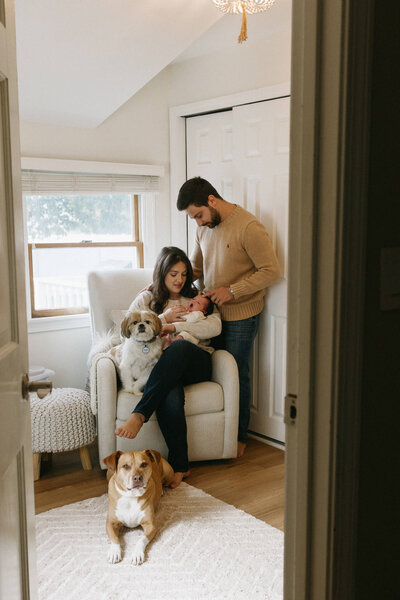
xmin=28 ymin=325 xmax=92 ymax=389
xmin=21 ymin=28 xmax=291 ymax=389
xmin=168 ymin=30 xmax=291 ymax=107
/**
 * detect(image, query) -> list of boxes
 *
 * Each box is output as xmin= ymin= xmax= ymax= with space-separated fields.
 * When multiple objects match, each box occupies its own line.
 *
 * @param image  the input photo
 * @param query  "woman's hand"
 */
xmin=163 ymin=305 xmax=187 ymax=323
xmin=164 ymin=333 xmax=183 ymax=346
xmin=160 ymin=324 xmax=177 ymax=337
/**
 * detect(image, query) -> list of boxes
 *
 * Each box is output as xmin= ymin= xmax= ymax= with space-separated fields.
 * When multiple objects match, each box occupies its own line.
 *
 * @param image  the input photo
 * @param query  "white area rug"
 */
xmin=35 ymin=483 xmax=283 ymax=600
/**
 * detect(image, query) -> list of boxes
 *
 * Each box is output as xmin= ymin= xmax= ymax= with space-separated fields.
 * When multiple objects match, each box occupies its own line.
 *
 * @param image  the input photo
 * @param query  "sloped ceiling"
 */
xmin=14 ymin=0 xmax=291 ymax=129
xmin=14 ymin=0 xmax=222 ymax=128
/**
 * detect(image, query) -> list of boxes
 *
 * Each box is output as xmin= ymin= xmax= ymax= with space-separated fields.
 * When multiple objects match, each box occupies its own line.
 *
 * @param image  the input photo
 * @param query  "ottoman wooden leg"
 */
xmin=33 ymin=453 xmax=41 ymax=481
xmin=42 ymin=452 xmax=52 ymax=465
xmin=79 ymin=446 xmax=92 ymax=470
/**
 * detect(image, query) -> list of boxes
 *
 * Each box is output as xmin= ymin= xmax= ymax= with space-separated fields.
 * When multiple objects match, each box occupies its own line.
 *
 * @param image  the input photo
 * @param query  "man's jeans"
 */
xmin=133 ymin=340 xmax=212 ymax=472
xmin=212 ymin=313 xmax=260 ymax=443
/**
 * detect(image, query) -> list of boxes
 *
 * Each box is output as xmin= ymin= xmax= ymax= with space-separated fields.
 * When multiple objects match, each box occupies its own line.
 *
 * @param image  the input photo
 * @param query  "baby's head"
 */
xmin=187 ymin=294 xmax=214 ymax=316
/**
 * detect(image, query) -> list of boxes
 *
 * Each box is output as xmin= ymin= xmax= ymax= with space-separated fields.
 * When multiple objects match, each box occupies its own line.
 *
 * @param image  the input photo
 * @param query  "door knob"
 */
xmin=21 ymin=373 xmax=52 ymax=400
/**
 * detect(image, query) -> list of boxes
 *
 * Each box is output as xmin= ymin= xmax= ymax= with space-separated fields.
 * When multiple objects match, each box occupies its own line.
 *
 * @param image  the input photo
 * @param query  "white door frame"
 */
xmin=169 ymin=83 xmax=290 ymax=253
xmin=285 ymin=0 xmax=374 ymax=598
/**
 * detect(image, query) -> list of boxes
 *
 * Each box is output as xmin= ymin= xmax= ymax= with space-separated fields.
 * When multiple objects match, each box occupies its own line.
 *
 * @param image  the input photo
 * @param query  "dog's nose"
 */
xmin=128 ymin=474 xmax=144 ymax=489
xmin=138 ymin=323 xmax=145 ymax=331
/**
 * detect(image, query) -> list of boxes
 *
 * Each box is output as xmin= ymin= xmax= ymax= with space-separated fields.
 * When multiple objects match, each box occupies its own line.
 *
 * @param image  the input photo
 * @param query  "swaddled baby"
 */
xmin=161 ymin=294 xmax=215 ymax=347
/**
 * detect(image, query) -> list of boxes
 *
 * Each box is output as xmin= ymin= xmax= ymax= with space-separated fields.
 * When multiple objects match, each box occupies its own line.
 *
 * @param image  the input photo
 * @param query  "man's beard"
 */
xmin=206 ymin=207 xmax=221 ymax=228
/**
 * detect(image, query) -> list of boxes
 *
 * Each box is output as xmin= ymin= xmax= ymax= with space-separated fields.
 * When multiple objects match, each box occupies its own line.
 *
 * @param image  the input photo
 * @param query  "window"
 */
xmin=22 ymin=159 xmax=162 ymax=320
xmin=26 ymin=193 xmax=143 ymax=317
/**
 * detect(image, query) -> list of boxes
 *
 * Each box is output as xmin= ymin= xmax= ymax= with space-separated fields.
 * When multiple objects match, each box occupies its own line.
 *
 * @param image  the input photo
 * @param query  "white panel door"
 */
xmin=186 ymin=110 xmax=233 ymax=256
xmin=233 ymin=99 xmax=290 ymax=443
xmin=0 ymin=1 xmax=37 ymax=598
xmin=185 ymin=98 xmax=289 ymax=444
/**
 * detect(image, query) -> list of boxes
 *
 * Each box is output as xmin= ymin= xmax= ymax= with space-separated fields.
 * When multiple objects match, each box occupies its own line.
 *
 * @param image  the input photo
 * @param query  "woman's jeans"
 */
xmin=132 ymin=340 xmax=212 ymax=473
xmin=212 ymin=313 xmax=260 ymax=443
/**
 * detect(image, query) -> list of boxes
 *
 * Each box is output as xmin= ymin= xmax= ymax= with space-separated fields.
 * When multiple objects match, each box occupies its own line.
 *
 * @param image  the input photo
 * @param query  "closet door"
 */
xmin=185 ymin=98 xmax=289 ymax=444
xmin=186 ymin=110 xmax=233 ymax=257
xmin=233 ymin=98 xmax=289 ymax=443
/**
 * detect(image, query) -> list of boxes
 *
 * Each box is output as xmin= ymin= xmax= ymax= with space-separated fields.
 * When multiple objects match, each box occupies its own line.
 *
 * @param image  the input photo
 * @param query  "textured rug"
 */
xmin=35 ymin=483 xmax=283 ymax=600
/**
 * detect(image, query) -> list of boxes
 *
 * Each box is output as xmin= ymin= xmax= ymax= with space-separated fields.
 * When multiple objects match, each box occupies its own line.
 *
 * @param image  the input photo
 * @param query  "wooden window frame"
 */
xmin=27 ymin=194 xmax=143 ymax=318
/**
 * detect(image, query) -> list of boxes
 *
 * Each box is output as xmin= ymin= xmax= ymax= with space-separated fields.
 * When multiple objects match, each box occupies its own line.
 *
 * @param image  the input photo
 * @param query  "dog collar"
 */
xmin=135 ymin=336 xmax=157 ymax=354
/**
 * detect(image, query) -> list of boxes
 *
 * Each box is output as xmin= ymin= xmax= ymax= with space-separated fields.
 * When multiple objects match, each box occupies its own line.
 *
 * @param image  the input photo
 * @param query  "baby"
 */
xmin=161 ymin=294 xmax=214 ymax=346
xmin=181 ymin=294 xmax=214 ymax=322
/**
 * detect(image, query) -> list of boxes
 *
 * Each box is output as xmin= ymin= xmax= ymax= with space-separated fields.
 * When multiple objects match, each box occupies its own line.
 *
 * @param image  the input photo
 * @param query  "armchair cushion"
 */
xmin=110 ymin=309 xmax=129 ymax=329
xmin=116 ymin=381 xmax=224 ymax=422
xmin=88 ymin=268 xmax=153 ymax=337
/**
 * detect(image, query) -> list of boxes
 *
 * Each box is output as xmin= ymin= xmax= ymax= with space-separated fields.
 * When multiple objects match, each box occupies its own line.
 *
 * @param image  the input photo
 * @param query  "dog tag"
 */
xmin=142 ymin=345 xmax=150 ymax=354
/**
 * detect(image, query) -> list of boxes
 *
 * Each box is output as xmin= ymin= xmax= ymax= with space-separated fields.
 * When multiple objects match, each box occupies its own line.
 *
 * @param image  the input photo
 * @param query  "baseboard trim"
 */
xmin=248 ymin=431 xmax=286 ymax=451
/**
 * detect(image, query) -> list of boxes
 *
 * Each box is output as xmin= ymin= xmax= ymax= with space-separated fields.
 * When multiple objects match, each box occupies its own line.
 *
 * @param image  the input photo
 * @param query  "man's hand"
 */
xmin=207 ymin=287 xmax=233 ymax=307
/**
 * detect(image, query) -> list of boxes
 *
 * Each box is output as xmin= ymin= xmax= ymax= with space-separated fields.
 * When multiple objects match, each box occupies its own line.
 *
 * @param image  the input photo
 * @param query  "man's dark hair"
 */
xmin=177 ymin=177 xmax=222 ymax=211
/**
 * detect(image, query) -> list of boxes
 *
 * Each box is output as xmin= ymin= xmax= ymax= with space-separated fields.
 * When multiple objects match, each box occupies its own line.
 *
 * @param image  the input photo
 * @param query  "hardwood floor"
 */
xmin=34 ymin=438 xmax=285 ymax=531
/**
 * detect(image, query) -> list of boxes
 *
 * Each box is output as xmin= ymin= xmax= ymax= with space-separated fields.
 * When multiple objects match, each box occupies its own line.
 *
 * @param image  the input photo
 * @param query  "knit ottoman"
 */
xmin=30 ymin=387 xmax=96 ymax=481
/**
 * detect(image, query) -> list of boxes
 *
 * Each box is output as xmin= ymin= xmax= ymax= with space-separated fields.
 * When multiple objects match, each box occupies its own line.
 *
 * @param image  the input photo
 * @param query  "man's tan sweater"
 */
xmin=190 ymin=205 xmax=280 ymax=321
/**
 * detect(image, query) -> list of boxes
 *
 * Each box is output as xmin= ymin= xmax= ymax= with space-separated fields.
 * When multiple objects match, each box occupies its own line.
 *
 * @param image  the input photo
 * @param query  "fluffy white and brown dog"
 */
xmin=109 ymin=311 xmax=163 ymax=395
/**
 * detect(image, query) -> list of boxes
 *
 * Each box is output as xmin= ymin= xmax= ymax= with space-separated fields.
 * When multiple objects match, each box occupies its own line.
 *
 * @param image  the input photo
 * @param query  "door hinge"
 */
xmin=284 ymin=393 xmax=297 ymax=425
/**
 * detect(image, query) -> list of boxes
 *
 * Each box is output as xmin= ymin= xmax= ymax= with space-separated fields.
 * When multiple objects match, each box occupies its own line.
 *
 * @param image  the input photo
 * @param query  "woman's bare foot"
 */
xmin=170 ymin=470 xmax=191 ymax=489
xmin=114 ymin=412 xmax=145 ymax=438
xmin=237 ymin=442 xmax=247 ymax=458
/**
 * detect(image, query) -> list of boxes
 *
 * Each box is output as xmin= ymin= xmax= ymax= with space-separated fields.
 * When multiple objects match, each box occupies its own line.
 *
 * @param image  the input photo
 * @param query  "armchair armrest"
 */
xmin=95 ymin=356 xmax=118 ymax=467
xmin=211 ymin=350 xmax=239 ymax=458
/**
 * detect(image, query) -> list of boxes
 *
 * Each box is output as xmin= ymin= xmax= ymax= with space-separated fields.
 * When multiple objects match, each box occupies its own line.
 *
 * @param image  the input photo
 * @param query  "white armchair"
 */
xmin=87 ymin=269 xmax=239 ymax=468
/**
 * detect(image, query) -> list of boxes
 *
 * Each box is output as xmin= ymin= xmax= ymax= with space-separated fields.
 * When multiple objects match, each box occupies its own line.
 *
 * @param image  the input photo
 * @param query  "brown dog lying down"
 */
xmin=104 ymin=449 xmax=174 ymax=565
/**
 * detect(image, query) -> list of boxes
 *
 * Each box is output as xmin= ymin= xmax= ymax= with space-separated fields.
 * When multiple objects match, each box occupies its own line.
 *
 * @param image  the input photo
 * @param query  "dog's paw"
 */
xmin=123 ymin=386 xmax=135 ymax=394
xmin=132 ymin=382 xmax=144 ymax=395
xmin=130 ymin=547 xmax=146 ymax=566
xmin=108 ymin=543 xmax=122 ymax=564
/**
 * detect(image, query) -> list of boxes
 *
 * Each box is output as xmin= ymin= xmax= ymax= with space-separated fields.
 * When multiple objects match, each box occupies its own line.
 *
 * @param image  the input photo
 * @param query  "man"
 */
xmin=177 ymin=176 xmax=280 ymax=457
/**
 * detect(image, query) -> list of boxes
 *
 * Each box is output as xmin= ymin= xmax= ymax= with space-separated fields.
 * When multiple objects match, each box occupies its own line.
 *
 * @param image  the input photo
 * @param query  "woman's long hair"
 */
xmin=149 ymin=246 xmax=196 ymax=314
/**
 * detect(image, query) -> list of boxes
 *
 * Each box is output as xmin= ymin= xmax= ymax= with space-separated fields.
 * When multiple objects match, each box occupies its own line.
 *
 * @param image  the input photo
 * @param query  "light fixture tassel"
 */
xmin=211 ymin=0 xmax=276 ymax=44
xmin=238 ymin=3 xmax=248 ymax=43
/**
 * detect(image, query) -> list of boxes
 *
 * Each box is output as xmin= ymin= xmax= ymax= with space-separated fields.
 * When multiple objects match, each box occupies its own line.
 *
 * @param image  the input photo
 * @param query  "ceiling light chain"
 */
xmin=211 ymin=0 xmax=276 ymax=44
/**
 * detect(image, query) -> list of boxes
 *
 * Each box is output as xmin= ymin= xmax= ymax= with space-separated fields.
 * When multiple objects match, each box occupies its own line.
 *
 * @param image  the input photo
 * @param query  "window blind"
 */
xmin=21 ymin=170 xmax=160 ymax=194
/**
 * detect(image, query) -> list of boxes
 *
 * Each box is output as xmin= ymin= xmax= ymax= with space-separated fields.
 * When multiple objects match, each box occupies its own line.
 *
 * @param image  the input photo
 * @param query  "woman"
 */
xmin=115 ymin=246 xmax=222 ymax=488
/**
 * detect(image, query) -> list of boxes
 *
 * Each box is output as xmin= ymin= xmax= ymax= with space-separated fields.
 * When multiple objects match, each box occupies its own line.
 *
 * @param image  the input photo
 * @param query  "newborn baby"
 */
xmin=161 ymin=294 xmax=215 ymax=346
xmin=183 ymin=294 xmax=214 ymax=322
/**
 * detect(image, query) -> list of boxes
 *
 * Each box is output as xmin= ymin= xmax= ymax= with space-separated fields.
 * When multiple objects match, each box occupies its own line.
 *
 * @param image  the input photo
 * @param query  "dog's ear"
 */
xmin=150 ymin=313 xmax=163 ymax=336
xmin=103 ymin=451 xmax=122 ymax=472
xmin=145 ymin=449 xmax=162 ymax=464
xmin=120 ymin=313 xmax=132 ymax=338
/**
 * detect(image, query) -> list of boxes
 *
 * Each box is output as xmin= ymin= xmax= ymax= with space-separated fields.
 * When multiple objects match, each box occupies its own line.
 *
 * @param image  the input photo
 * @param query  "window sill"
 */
xmin=28 ymin=312 xmax=91 ymax=333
